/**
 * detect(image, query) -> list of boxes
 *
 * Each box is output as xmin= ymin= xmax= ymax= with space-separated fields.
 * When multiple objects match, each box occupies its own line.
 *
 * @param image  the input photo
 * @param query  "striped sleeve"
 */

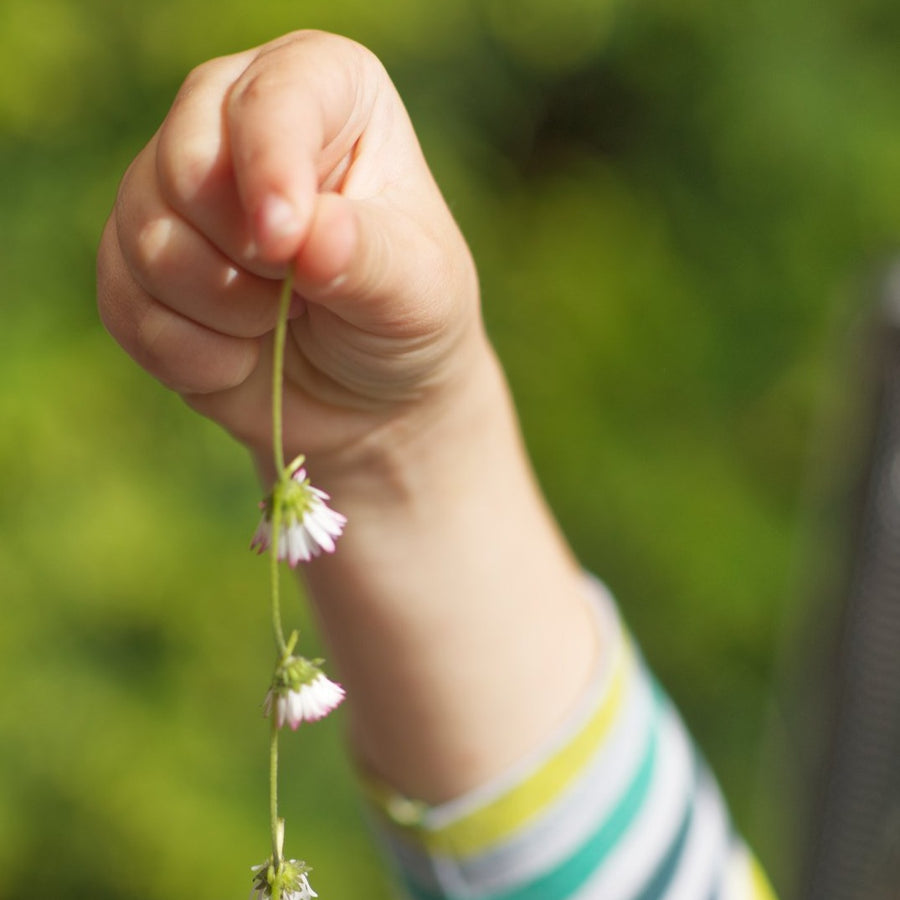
xmin=359 ymin=578 xmax=778 ymax=900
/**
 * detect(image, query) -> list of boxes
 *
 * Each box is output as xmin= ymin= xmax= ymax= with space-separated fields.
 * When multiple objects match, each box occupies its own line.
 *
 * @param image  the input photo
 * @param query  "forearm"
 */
xmin=282 ymin=339 xmax=600 ymax=803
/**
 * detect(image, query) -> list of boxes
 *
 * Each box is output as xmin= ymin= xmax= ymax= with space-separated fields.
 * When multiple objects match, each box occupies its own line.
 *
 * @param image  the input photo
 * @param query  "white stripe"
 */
xmin=572 ymin=701 xmax=695 ymax=900
xmin=720 ymin=842 xmax=754 ymax=900
xmin=661 ymin=771 xmax=729 ymax=900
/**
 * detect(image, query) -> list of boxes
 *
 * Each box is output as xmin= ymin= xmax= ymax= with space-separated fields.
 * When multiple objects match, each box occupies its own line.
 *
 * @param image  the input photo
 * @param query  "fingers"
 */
xmin=155 ymin=49 xmax=267 ymax=275
xmin=224 ymin=31 xmax=381 ymax=261
xmin=99 ymin=28 xmax=472 ymax=408
xmin=117 ymin=145 xmax=284 ymax=338
xmin=156 ymin=31 xmax=391 ymax=270
xmin=97 ymin=216 xmax=260 ymax=395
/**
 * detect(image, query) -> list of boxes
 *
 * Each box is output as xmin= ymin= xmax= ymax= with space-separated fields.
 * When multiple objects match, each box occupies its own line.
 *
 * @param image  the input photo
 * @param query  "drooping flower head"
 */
xmin=266 ymin=653 xmax=345 ymax=730
xmin=251 ymin=857 xmax=317 ymax=900
xmin=251 ymin=455 xmax=346 ymax=566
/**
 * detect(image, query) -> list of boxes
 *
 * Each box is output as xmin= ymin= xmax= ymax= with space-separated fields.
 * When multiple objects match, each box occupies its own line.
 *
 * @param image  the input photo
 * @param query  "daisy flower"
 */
xmin=251 ymin=456 xmax=346 ymax=566
xmin=266 ymin=655 xmax=346 ymax=729
xmin=251 ymin=858 xmax=317 ymax=900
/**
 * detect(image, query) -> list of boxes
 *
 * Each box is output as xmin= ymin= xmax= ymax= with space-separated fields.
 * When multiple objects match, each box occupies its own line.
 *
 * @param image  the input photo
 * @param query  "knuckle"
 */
xmin=180 ymin=57 xmax=221 ymax=93
xmin=110 ymin=169 xmax=174 ymax=298
xmin=127 ymin=216 xmax=172 ymax=294
xmin=94 ymin=229 xmax=182 ymax=387
xmin=156 ymin=65 xmax=227 ymax=207
xmin=156 ymin=126 xmax=219 ymax=208
xmin=227 ymin=66 xmax=259 ymax=107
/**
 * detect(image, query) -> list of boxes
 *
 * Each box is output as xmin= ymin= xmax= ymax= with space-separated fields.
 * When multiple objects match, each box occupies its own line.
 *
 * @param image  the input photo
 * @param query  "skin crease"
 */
xmin=97 ymin=30 xmax=600 ymax=803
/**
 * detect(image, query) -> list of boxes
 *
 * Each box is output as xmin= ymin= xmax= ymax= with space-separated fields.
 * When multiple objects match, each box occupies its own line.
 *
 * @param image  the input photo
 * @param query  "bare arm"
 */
xmin=295 ymin=345 xmax=598 ymax=803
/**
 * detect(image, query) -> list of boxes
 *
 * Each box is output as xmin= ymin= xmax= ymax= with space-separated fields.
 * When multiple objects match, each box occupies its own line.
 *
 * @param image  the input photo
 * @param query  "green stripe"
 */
xmin=402 ymin=692 xmax=663 ymax=900
xmin=632 ymin=776 xmax=695 ymax=900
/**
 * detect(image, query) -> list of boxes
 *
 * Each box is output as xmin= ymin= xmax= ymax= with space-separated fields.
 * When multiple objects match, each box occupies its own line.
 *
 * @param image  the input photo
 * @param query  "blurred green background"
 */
xmin=2 ymin=0 xmax=899 ymax=896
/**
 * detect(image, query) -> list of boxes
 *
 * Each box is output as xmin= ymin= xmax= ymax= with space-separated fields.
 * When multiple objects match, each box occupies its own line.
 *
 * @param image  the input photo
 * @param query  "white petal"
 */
xmin=300 ymin=526 xmax=318 ymax=560
xmin=317 ymin=504 xmax=347 ymax=536
xmin=250 ymin=519 xmax=272 ymax=553
xmin=286 ymin=689 xmax=305 ymax=729
xmin=302 ymin=512 xmax=335 ymax=553
xmin=276 ymin=694 xmax=290 ymax=729
xmin=298 ymin=873 xmax=318 ymax=899
xmin=286 ymin=524 xmax=311 ymax=566
xmin=301 ymin=675 xmax=345 ymax=721
xmin=276 ymin=528 xmax=289 ymax=561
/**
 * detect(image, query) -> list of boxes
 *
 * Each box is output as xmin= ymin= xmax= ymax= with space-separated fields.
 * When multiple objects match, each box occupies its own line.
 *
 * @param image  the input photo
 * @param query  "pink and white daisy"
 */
xmin=251 ymin=456 xmax=346 ymax=566
xmin=266 ymin=656 xmax=345 ymax=730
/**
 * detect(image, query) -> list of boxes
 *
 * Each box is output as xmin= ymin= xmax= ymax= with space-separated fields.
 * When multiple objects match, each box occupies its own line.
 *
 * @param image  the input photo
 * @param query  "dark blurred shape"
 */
xmin=803 ymin=261 xmax=900 ymax=900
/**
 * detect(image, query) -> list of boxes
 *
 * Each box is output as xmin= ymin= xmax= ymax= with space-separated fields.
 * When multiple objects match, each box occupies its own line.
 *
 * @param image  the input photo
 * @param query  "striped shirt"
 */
xmin=362 ymin=578 xmax=778 ymax=900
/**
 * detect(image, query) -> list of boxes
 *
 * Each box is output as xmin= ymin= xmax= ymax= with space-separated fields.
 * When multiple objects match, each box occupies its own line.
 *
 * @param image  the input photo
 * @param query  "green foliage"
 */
xmin=2 ymin=0 xmax=898 ymax=897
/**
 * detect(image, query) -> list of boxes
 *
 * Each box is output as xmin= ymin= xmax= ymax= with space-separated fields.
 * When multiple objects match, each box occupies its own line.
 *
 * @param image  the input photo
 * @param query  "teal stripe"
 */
xmin=632 ymin=773 xmax=696 ymax=900
xmin=401 ymin=692 xmax=663 ymax=900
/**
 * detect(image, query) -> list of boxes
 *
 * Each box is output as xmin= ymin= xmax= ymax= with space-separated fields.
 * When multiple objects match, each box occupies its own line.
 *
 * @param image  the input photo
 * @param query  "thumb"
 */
xmin=292 ymin=191 xmax=456 ymax=336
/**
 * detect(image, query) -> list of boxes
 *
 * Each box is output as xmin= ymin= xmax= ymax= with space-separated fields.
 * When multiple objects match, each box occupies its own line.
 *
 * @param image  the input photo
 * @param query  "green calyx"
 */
xmin=280 ymin=858 xmax=312 ymax=887
xmin=272 ymin=647 xmax=325 ymax=694
xmin=253 ymin=856 xmax=312 ymax=900
xmin=263 ymin=457 xmax=315 ymax=524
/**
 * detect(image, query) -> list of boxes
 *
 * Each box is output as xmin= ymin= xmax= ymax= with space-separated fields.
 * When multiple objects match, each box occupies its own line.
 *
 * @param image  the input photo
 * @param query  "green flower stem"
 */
xmin=270 ymin=268 xmax=293 ymax=657
xmin=270 ymin=709 xmax=281 ymax=868
xmin=270 ymin=498 xmax=288 ymax=656
xmin=267 ymin=268 xmax=295 ymax=877
xmin=272 ymin=268 xmax=295 ymax=476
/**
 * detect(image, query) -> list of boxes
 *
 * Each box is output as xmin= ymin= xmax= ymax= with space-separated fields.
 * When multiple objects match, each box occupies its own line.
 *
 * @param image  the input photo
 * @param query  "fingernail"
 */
xmin=258 ymin=194 xmax=300 ymax=242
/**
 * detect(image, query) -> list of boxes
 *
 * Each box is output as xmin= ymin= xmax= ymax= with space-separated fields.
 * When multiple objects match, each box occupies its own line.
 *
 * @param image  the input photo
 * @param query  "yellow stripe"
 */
xmin=749 ymin=856 xmax=778 ymax=900
xmin=415 ymin=635 xmax=633 ymax=856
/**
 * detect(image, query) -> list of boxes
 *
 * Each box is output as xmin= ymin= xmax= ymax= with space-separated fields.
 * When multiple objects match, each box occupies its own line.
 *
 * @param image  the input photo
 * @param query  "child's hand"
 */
xmin=97 ymin=30 xmax=482 ymax=473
